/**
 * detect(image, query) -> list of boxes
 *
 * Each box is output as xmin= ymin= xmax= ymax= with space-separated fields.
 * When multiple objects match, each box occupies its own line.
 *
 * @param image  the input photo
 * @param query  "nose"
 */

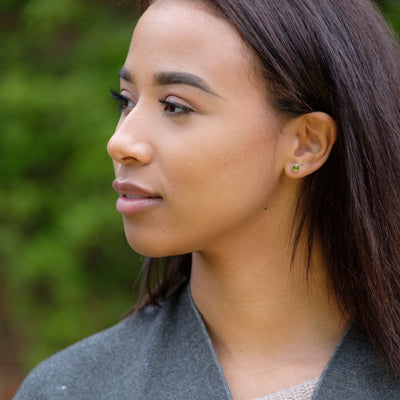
xmin=107 ymin=112 xmax=153 ymax=166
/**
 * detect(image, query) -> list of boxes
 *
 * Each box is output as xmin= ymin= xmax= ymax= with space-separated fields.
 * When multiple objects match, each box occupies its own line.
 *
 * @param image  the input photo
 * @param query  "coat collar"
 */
xmin=171 ymin=283 xmax=400 ymax=400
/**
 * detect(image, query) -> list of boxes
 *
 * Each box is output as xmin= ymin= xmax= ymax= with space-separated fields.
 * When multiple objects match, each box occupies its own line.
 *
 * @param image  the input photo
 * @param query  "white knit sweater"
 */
xmin=251 ymin=376 xmax=320 ymax=400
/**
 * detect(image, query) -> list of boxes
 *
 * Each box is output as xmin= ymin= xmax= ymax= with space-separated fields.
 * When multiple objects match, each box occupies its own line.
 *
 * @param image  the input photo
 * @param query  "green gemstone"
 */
xmin=292 ymin=163 xmax=300 ymax=172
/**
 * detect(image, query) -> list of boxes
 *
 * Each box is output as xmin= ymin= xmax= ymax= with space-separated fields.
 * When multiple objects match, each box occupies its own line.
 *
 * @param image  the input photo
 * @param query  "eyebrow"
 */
xmin=119 ymin=67 xmax=221 ymax=97
xmin=119 ymin=67 xmax=133 ymax=82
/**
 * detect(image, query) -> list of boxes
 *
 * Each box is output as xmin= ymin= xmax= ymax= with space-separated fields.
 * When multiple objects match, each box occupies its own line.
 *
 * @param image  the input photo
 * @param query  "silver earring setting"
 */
xmin=292 ymin=163 xmax=302 ymax=172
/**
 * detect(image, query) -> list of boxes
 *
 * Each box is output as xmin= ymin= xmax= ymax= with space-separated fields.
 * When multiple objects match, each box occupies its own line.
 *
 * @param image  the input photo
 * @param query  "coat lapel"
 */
xmin=170 ymin=285 xmax=400 ymax=400
xmin=142 ymin=283 xmax=233 ymax=400
xmin=312 ymin=325 xmax=400 ymax=399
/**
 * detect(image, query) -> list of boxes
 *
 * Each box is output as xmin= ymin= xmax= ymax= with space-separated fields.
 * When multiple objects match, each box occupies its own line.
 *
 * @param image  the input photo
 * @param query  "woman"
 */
xmin=14 ymin=0 xmax=400 ymax=399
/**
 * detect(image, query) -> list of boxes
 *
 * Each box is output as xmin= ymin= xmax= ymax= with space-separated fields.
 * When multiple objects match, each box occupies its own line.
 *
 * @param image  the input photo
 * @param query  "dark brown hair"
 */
xmin=135 ymin=0 xmax=400 ymax=374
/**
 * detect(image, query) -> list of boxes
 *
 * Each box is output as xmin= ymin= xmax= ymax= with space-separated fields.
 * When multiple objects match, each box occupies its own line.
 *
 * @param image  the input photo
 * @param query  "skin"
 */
xmin=107 ymin=0 xmax=346 ymax=399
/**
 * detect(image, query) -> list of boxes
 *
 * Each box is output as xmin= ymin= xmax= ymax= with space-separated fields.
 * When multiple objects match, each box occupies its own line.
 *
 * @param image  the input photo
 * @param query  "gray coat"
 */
xmin=14 ymin=283 xmax=400 ymax=399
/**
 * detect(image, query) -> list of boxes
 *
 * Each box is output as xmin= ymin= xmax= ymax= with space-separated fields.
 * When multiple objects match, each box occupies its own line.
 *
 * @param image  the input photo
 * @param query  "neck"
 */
xmin=190 ymin=240 xmax=348 ymax=386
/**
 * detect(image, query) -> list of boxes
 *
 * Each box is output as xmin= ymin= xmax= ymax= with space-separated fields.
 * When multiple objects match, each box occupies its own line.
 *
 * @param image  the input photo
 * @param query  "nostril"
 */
xmin=121 ymin=155 xmax=139 ymax=164
xmin=127 ymin=142 xmax=154 ymax=166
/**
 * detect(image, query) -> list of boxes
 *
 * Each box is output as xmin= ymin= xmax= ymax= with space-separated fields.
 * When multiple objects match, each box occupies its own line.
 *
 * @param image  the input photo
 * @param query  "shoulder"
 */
xmin=14 ymin=285 xmax=188 ymax=400
xmin=314 ymin=324 xmax=400 ymax=400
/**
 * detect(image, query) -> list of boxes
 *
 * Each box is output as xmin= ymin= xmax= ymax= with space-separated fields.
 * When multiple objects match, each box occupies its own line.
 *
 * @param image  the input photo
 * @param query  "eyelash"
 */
xmin=110 ymin=89 xmax=135 ymax=112
xmin=110 ymin=88 xmax=193 ymax=117
xmin=158 ymin=99 xmax=192 ymax=117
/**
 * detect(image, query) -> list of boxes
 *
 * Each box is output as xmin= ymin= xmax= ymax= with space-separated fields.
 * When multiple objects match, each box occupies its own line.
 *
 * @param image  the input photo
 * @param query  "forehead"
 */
xmin=126 ymin=0 xmax=261 ymax=93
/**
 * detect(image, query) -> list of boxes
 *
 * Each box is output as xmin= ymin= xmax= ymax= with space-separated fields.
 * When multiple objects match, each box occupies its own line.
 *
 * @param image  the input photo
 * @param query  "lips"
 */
xmin=112 ymin=179 xmax=162 ymax=214
xmin=112 ymin=180 xmax=160 ymax=198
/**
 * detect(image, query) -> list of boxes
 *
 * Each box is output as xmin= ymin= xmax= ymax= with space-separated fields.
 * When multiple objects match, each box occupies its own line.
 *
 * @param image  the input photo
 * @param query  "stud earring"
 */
xmin=292 ymin=163 xmax=301 ymax=172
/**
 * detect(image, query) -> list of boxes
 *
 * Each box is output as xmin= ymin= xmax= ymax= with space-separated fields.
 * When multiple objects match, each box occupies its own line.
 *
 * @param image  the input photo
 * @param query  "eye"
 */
xmin=159 ymin=99 xmax=193 ymax=117
xmin=110 ymin=88 xmax=136 ymax=112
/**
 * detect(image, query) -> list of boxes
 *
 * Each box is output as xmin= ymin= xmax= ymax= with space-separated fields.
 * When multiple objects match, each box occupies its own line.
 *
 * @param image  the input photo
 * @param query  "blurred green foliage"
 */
xmin=0 ymin=0 xmax=400 ymax=373
xmin=0 ymin=0 xmax=141 ymax=369
xmin=380 ymin=0 xmax=400 ymax=29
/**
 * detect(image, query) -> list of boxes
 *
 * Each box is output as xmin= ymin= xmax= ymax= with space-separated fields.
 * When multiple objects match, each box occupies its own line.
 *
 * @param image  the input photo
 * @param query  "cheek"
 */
xmin=203 ymin=120 xmax=278 ymax=180
xmin=164 ymin=119 xmax=280 ymax=211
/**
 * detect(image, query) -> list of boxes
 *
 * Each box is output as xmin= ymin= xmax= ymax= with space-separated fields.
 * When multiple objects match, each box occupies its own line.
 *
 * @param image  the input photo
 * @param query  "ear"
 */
xmin=283 ymin=112 xmax=337 ymax=179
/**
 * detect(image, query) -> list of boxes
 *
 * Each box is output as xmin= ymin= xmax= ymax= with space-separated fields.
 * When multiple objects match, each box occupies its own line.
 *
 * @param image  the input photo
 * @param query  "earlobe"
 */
xmin=284 ymin=112 xmax=337 ymax=179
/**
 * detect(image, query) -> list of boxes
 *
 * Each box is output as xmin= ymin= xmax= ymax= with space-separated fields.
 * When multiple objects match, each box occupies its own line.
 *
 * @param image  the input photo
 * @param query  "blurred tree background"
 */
xmin=0 ymin=0 xmax=141 ymax=397
xmin=1 ymin=0 xmax=400 ymax=398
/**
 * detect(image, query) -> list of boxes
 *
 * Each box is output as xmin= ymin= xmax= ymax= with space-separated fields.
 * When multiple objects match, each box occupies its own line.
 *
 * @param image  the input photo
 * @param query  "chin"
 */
xmin=126 ymin=235 xmax=187 ymax=259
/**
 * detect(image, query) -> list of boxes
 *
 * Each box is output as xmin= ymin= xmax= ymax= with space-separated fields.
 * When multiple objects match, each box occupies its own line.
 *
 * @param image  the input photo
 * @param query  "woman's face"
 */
xmin=107 ymin=0 xmax=292 ymax=257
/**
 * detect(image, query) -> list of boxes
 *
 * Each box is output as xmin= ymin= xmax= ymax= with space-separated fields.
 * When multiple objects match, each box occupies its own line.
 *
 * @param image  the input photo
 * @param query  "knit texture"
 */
xmin=252 ymin=376 xmax=319 ymax=400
